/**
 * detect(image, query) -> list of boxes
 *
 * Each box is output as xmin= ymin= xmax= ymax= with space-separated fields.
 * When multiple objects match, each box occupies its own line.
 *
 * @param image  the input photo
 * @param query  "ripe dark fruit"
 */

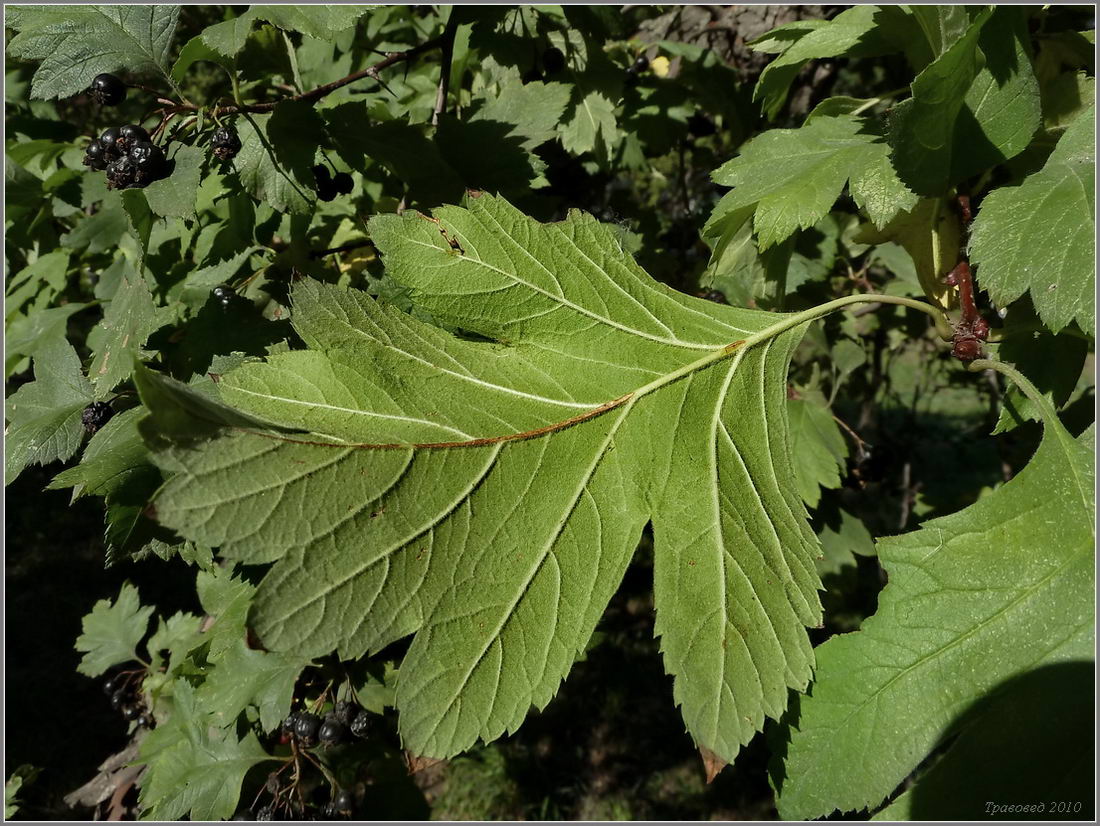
xmin=110 ymin=688 xmax=128 ymax=711
xmin=99 ymin=127 xmax=123 ymax=161
xmin=102 ymin=674 xmax=121 ymax=695
xmin=295 ymin=712 xmax=321 ymax=742
xmin=106 ymin=156 xmax=137 ymax=190
xmin=312 ymin=164 xmax=332 ymax=185
xmin=211 ymin=125 xmax=242 ymax=161
xmin=212 ymin=285 xmax=236 ymax=309
xmin=349 ymin=709 xmax=370 ymax=739
xmin=136 ymin=714 xmax=153 ymax=728
xmin=281 ymin=710 xmax=301 ymax=735
xmin=687 ymin=112 xmax=716 ymax=138
xmin=90 ymin=73 xmax=126 ymax=106
xmin=332 ymin=172 xmax=353 ymax=195
xmin=117 ymin=124 xmax=150 ymax=154
xmin=333 ymin=701 xmax=356 ymax=727
xmin=82 ymin=401 xmax=115 ymax=433
xmin=83 ymin=141 xmax=108 ymax=171
xmin=333 ymin=789 xmax=354 ymax=813
xmin=542 ymin=46 xmax=566 ymax=76
xmin=122 ymin=703 xmax=142 ymax=721
xmin=702 ymin=289 xmax=728 ymax=304
xmin=319 ymin=718 xmax=345 ymax=745
xmin=130 ymin=141 xmax=166 ymax=185
xmin=628 ymin=54 xmax=649 ymax=74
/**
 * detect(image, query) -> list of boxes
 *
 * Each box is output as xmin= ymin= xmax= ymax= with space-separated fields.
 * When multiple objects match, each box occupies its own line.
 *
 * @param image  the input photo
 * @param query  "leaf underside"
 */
xmin=139 ymin=194 xmax=824 ymax=763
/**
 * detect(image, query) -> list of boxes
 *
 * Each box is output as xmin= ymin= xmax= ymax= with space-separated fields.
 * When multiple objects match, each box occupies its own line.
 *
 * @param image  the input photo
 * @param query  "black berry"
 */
xmin=105 ymin=155 xmax=137 ymax=190
xmin=98 ymin=127 xmax=123 ymax=161
xmin=211 ymin=125 xmax=242 ymax=161
xmin=319 ymin=717 xmax=345 ymax=745
xmin=629 ymin=55 xmax=649 ymax=74
xmin=702 ymin=289 xmax=728 ymax=304
xmin=121 ymin=703 xmax=142 ymax=721
xmin=295 ymin=712 xmax=321 ymax=743
xmin=136 ymin=714 xmax=153 ymax=728
xmin=255 ymin=805 xmax=275 ymax=821
xmin=212 ymin=285 xmax=236 ymax=309
xmin=90 ymin=73 xmax=126 ymax=106
xmin=102 ymin=674 xmax=121 ymax=695
xmin=542 ymin=46 xmax=566 ymax=76
xmin=312 ymin=164 xmax=332 ymax=185
xmin=349 ymin=709 xmax=370 ymax=739
xmin=83 ymin=141 xmax=108 ymax=171
xmin=129 ymin=141 xmax=166 ymax=185
xmin=332 ymin=789 xmax=354 ymax=813
xmin=281 ymin=710 xmax=301 ymax=735
xmin=687 ymin=112 xmax=716 ymax=138
xmin=82 ymin=401 xmax=114 ymax=433
xmin=110 ymin=688 xmax=128 ymax=711
xmin=332 ymin=172 xmax=353 ymax=195
xmin=333 ymin=701 xmax=356 ymax=727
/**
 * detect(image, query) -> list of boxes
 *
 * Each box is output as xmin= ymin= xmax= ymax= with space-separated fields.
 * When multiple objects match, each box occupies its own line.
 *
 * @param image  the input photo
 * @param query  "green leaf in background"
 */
xmin=787 ymin=397 xmax=848 ymax=509
xmin=138 ymin=679 xmax=277 ymax=821
xmin=969 ymin=107 xmax=1096 ymax=335
xmin=814 ymin=506 xmax=875 ymax=579
xmin=138 ymin=194 xmax=824 ymax=767
xmin=5 ymin=5 xmax=180 ymax=99
xmin=88 ymin=271 xmax=163 ymax=396
xmin=886 ymin=8 xmax=994 ymax=195
xmin=947 ymin=8 xmax=1041 ymax=184
xmin=74 ymin=582 xmax=154 ymax=676
xmin=199 ymin=13 xmax=259 ymax=59
xmin=752 ymin=6 xmax=893 ymax=120
xmin=171 ymin=34 xmax=233 ymax=83
xmin=712 ymin=115 xmax=915 ymax=250
xmin=774 ymin=422 xmax=1094 ymax=819
xmin=250 ymin=6 xmax=370 ymax=40
xmin=143 ymin=144 xmax=205 ymax=219
xmin=4 ymin=336 xmax=94 ymax=483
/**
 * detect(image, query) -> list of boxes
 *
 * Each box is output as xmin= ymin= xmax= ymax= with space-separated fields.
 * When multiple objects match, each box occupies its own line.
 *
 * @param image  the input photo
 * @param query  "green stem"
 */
xmin=633 ymin=294 xmax=951 ymax=401
xmin=850 ymin=85 xmax=909 ymax=116
xmin=967 ymin=359 xmax=1060 ymax=431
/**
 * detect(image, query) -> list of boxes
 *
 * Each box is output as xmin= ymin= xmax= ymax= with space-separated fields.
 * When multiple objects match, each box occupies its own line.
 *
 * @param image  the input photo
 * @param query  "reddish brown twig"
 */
xmin=945 ymin=194 xmax=988 ymax=362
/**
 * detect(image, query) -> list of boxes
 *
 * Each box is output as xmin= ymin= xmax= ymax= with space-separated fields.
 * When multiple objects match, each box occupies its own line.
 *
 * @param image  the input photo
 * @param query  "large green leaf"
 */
xmin=712 ymin=115 xmax=916 ymax=250
xmin=969 ymin=107 xmax=1095 ymax=335
xmin=5 ymin=5 xmax=180 ymax=99
xmin=775 ymin=421 xmax=1095 ymax=819
xmin=138 ymin=194 xmax=824 ymax=766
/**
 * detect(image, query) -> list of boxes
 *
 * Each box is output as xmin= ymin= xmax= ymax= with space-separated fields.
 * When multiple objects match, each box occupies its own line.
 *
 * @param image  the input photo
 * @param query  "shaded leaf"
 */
xmin=775 ymin=422 xmax=1094 ymax=819
xmin=969 ymin=107 xmax=1095 ymax=334
xmin=787 ymin=397 xmax=847 ymax=509
xmin=88 ymin=271 xmax=163 ymax=396
xmin=4 ymin=336 xmax=94 ymax=483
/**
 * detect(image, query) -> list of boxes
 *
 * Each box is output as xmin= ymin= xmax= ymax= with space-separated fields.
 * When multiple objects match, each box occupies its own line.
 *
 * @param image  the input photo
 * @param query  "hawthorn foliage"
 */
xmin=4 ymin=5 xmax=1095 ymax=821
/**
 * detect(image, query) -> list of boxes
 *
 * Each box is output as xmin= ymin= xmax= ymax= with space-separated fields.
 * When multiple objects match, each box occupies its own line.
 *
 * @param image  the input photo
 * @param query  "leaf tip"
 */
xmin=699 ymin=746 xmax=728 ymax=784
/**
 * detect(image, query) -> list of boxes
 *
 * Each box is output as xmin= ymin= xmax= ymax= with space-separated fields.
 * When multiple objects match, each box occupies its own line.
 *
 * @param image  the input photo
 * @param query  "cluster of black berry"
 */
xmin=83 ymin=123 xmax=167 ymax=190
xmin=280 ymin=700 xmax=369 ymax=749
xmin=102 ymin=672 xmax=152 ymax=729
xmin=312 ymin=165 xmax=353 ymax=202
xmin=212 ymin=125 xmax=242 ymax=161
xmin=82 ymin=401 xmax=115 ymax=434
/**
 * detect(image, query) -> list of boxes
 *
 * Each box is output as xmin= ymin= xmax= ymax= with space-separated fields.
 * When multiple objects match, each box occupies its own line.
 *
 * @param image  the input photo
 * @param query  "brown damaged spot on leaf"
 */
xmin=700 ymin=746 xmax=728 ymax=784
xmin=415 ymin=211 xmax=465 ymax=254
xmin=405 ymin=751 xmax=445 ymax=775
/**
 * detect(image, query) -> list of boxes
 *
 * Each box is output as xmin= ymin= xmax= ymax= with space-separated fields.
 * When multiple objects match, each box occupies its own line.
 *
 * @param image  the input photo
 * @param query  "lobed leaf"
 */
xmin=969 ymin=106 xmax=1095 ymax=335
xmin=139 ymin=194 xmax=825 ymax=766
xmin=5 ymin=5 xmax=180 ymax=99
xmin=74 ymin=582 xmax=154 ymax=676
